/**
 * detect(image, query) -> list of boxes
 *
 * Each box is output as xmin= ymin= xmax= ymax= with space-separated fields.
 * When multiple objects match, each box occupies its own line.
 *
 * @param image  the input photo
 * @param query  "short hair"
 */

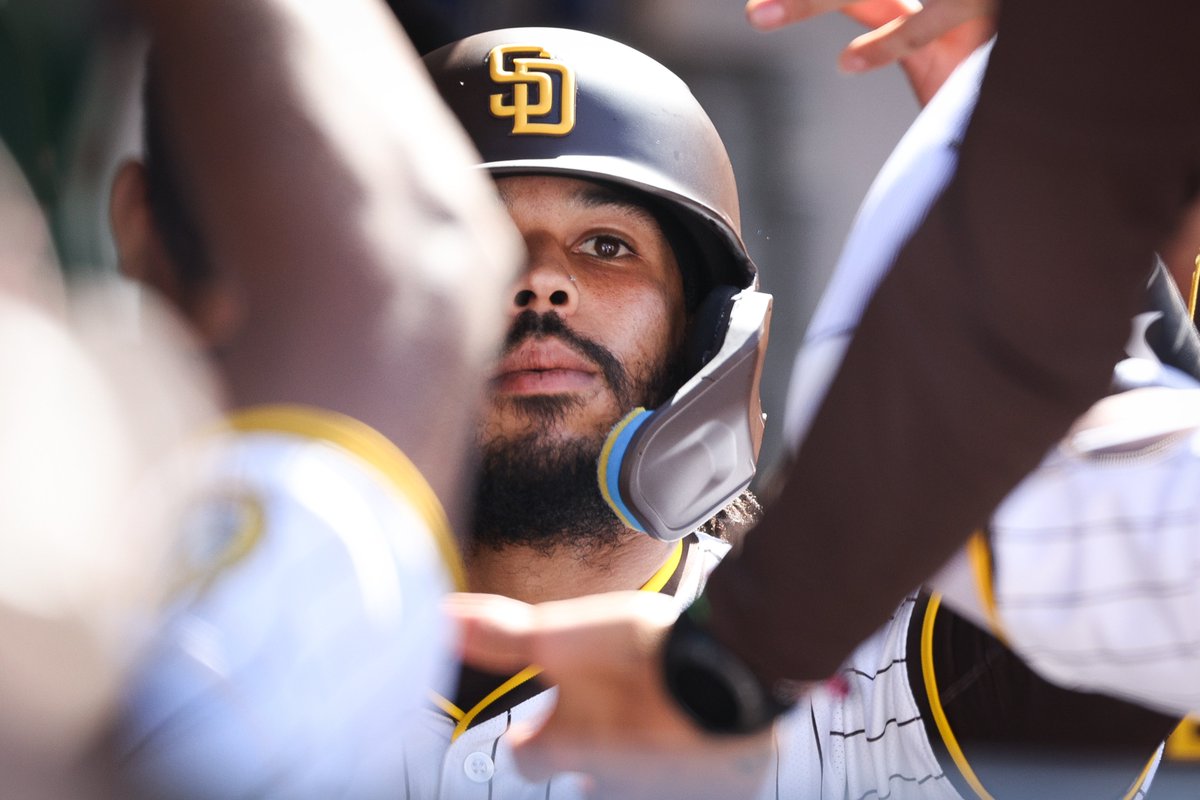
xmin=141 ymin=48 xmax=213 ymax=303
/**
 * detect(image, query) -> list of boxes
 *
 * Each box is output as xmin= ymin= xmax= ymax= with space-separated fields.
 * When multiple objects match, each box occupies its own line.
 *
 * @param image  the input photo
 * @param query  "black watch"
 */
xmin=662 ymin=604 xmax=794 ymax=734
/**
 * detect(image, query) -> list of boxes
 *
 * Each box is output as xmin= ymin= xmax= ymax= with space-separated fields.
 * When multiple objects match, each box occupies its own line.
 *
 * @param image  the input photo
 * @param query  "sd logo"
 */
xmin=487 ymin=45 xmax=576 ymax=136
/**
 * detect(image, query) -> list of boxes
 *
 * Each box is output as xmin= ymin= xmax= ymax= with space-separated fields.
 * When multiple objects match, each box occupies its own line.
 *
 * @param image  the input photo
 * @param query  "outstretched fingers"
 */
xmin=840 ymin=0 xmax=995 ymax=72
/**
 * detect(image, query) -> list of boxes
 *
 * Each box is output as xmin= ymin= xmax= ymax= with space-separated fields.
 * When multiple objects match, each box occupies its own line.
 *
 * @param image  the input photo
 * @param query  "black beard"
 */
xmin=469 ymin=310 xmax=686 ymax=554
xmin=469 ymin=432 xmax=629 ymax=556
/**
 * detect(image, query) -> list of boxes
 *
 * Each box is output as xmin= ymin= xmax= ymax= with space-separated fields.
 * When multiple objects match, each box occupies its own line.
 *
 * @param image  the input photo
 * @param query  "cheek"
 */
xmin=626 ymin=272 xmax=686 ymax=360
xmin=588 ymin=283 xmax=683 ymax=376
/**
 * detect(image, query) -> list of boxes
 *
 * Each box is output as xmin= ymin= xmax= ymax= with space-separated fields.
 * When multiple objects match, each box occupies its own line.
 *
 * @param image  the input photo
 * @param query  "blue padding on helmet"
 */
xmin=597 ymin=408 xmax=654 ymax=532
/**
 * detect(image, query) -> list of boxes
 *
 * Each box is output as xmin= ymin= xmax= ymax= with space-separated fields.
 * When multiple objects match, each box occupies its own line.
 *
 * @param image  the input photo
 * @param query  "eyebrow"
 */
xmin=574 ymin=183 xmax=659 ymax=225
xmin=494 ymin=176 xmax=664 ymax=230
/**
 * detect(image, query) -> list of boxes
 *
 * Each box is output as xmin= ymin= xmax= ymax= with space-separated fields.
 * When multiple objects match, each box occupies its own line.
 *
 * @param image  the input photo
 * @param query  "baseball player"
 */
xmin=107 ymin=0 xmax=522 ymax=796
xmin=407 ymin=27 xmax=1177 ymax=800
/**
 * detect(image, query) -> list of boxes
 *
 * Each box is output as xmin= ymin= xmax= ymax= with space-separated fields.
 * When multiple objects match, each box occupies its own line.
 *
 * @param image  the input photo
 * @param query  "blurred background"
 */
xmin=0 ymin=0 xmax=920 ymax=478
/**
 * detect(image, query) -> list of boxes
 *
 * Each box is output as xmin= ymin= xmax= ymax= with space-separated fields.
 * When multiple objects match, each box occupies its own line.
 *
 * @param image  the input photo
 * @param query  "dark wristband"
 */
xmin=662 ymin=601 xmax=794 ymax=734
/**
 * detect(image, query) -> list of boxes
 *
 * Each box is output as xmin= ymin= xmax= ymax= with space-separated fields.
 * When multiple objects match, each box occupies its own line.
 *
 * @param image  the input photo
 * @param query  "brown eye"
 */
xmin=580 ymin=235 xmax=632 ymax=259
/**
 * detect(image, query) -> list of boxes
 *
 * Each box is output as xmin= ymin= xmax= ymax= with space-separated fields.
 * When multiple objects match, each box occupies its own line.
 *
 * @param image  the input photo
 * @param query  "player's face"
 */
xmin=481 ymin=175 xmax=687 ymax=451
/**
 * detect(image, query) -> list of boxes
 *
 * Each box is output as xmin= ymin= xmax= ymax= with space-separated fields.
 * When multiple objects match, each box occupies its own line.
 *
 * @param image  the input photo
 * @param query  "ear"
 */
xmin=109 ymin=159 xmax=184 ymax=304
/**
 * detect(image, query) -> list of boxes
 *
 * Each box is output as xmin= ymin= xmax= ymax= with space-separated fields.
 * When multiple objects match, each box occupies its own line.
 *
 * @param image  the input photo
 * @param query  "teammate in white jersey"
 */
xmin=420 ymin=26 xmax=1178 ymax=800
xmin=115 ymin=407 xmax=464 ymax=798
xmin=104 ymin=1 xmax=522 ymax=795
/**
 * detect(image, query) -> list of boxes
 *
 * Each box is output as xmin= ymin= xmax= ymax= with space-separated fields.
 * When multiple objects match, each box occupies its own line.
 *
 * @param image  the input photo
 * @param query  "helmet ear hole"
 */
xmin=684 ymin=285 xmax=740 ymax=376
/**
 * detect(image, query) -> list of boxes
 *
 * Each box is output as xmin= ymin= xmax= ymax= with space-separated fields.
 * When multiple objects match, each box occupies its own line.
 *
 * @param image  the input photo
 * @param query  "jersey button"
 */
xmin=464 ymin=752 xmax=495 ymax=783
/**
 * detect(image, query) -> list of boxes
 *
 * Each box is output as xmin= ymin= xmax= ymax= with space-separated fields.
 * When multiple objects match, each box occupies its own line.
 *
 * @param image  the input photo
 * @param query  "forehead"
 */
xmin=494 ymin=175 xmax=662 ymax=226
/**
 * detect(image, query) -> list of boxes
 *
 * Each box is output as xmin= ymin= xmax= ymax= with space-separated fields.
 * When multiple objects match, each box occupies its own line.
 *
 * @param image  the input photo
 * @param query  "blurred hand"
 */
xmin=447 ymin=591 xmax=773 ymax=800
xmin=746 ymin=0 xmax=996 ymax=105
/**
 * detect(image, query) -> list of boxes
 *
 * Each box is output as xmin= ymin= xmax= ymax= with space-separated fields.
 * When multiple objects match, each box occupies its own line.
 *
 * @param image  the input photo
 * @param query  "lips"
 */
xmin=491 ymin=338 xmax=600 ymax=395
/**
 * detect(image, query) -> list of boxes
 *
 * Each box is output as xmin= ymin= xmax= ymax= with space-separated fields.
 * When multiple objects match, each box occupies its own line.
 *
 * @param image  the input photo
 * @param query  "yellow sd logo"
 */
xmin=487 ymin=44 xmax=576 ymax=136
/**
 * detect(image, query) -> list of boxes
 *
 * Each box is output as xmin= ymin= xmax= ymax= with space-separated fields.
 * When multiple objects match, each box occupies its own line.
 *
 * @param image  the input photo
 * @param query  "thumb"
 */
xmin=444 ymin=592 xmax=538 ymax=674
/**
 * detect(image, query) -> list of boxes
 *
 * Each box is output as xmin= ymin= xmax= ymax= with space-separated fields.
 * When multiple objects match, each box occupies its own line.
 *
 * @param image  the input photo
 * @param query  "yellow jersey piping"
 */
xmin=228 ymin=404 xmax=466 ymax=590
xmin=921 ymin=593 xmax=995 ymax=800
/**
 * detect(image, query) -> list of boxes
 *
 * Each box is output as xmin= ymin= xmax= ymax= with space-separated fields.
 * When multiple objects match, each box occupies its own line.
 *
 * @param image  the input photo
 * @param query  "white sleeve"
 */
xmin=117 ymin=409 xmax=459 ymax=799
xmin=934 ymin=371 xmax=1200 ymax=716
xmin=783 ymin=41 xmax=992 ymax=448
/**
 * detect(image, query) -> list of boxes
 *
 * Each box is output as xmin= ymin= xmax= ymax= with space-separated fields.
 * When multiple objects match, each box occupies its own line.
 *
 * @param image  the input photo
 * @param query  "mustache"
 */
xmin=504 ymin=310 xmax=631 ymax=405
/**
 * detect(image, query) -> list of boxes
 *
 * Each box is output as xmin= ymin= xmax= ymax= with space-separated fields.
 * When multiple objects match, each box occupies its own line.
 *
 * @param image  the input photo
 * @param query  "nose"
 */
xmin=511 ymin=238 xmax=579 ymax=316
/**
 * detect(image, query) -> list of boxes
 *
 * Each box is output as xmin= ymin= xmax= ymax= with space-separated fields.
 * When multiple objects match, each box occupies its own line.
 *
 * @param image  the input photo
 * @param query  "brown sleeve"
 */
xmin=703 ymin=0 xmax=1200 ymax=686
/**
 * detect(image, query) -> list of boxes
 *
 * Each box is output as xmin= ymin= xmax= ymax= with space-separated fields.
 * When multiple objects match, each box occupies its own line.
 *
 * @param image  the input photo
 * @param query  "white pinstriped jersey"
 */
xmin=117 ymin=405 xmax=460 ymax=799
xmin=399 ymin=534 xmax=963 ymax=800
xmin=773 ymin=596 xmax=964 ymax=800
xmin=934 ymin=362 xmax=1200 ymax=718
